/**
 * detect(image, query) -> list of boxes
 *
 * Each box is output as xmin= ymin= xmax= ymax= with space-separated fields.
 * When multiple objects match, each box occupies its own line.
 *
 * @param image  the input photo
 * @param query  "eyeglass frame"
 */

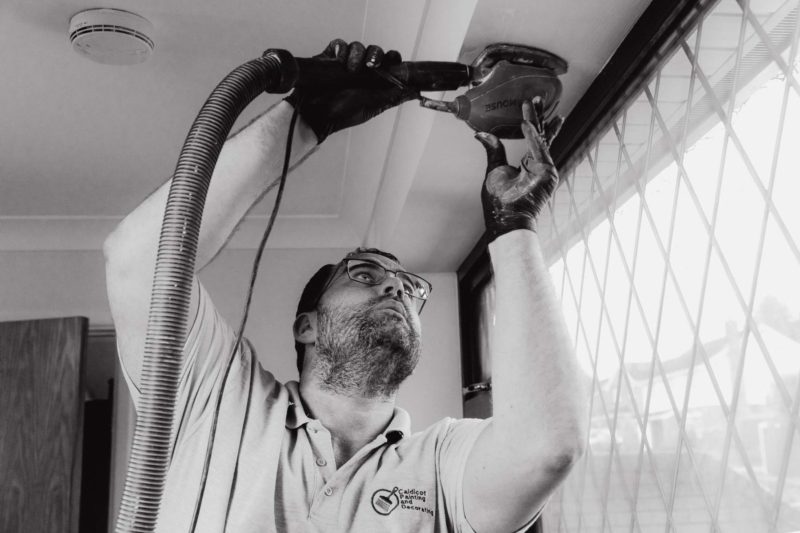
xmin=313 ymin=257 xmax=433 ymax=313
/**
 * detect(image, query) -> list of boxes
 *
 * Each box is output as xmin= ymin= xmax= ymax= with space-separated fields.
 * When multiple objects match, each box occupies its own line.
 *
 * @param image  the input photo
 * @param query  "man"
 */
xmin=104 ymin=40 xmax=585 ymax=532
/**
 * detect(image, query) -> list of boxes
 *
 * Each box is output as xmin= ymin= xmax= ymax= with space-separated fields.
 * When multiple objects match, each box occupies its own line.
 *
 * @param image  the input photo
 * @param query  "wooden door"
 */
xmin=0 ymin=317 xmax=88 ymax=533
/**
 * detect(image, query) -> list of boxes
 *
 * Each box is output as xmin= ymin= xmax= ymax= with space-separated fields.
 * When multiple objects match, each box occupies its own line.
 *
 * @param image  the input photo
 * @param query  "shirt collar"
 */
xmin=285 ymin=381 xmax=311 ymax=430
xmin=383 ymin=407 xmax=410 ymax=443
xmin=284 ymin=381 xmax=411 ymax=443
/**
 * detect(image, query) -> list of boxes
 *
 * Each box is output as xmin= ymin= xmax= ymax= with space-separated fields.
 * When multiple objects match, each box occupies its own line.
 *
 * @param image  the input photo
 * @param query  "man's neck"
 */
xmin=299 ymin=379 xmax=396 ymax=468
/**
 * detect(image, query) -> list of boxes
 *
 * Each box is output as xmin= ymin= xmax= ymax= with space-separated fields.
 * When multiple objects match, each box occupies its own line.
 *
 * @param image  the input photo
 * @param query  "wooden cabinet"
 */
xmin=0 ymin=317 xmax=88 ymax=533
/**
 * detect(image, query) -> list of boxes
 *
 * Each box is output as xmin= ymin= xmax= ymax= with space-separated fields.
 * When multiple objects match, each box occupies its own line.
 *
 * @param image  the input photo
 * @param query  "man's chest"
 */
xmin=273 ymin=427 xmax=444 ymax=532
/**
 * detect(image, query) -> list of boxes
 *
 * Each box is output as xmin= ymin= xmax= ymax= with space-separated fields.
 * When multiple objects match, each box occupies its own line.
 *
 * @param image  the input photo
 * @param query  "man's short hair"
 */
xmin=293 ymin=247 xmax=401 ymax=374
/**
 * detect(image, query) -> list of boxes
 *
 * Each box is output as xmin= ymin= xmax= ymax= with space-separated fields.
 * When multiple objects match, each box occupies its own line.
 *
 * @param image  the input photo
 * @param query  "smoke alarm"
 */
xmin=69 ymin=8 xmax=154 ymax=65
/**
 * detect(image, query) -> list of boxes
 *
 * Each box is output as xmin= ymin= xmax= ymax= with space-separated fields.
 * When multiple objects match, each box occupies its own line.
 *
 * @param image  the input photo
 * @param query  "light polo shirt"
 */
xmin=121 ymin=282 xmax=512 ymax=532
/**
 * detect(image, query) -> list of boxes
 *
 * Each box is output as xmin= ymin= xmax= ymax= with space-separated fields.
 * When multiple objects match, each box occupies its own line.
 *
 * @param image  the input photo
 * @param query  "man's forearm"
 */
xmin=488 ymin=229 xmax=585 ymax=460
xmin=463 ymin=229 xmax=586 ymax=532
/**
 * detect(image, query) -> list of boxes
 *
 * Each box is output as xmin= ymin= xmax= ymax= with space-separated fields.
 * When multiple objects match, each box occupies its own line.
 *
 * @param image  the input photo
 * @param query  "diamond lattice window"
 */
xmin=538 ymin=0 xmax=800 ymax=531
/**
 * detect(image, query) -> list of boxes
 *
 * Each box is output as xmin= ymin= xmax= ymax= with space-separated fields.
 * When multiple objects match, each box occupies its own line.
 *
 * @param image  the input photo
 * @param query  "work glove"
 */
xmin=475 ymin=97 xmax=564 ymax=242
xmin=285 ymin=39 xmax=419 ymax=143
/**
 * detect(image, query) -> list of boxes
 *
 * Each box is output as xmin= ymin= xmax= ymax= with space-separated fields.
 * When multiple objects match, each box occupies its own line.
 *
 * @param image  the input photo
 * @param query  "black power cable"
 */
xmin=187 ymin=105 xmax=300 ymax=532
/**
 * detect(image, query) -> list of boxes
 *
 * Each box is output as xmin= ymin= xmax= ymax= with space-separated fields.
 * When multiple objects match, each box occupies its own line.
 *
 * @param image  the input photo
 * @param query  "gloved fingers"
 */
xmin=521 ymin=99 xmax=533 ymax=124
xmin=544 ymin=116 xmax=564 ymax=146
xmin=545 ymin=99 xmax=560 ymax=120
xmin=521 ymin=96 xmax=558 ymax=160
xmin=521 ymin=119 xmax=545 ymax=156
xmin=475 ymin=132 xmax=508 ymax=172
xmin=365 ymin=45 xmax=384 ymax=68
xmin=383 ymin=49 xmax=402 ymax=66
xmin=319 ymin=38 xmax=349 ymax=61
xmin=521 ymin=119 xmax=556 ymax=176
xmin=346 ymin=41 xmax=366 ymax=72
xmin=522 ymin=98 xmax=546 ymax=135
xmin=532 ymin=97 xmax=545 ymax=130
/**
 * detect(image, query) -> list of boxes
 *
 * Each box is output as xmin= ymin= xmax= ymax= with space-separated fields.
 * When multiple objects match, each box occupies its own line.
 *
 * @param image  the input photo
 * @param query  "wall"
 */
xmin=0 ymin=248 xmax=464 ymax=428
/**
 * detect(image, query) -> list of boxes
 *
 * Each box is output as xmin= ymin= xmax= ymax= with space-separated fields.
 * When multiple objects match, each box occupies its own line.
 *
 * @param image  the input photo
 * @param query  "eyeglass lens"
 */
xmin=346 ymin=260 xmax=430 ymax=304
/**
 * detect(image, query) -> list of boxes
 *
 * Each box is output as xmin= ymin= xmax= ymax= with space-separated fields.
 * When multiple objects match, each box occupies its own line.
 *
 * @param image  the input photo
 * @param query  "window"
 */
xmin=539 ymin=0 xmax=800 ymax=531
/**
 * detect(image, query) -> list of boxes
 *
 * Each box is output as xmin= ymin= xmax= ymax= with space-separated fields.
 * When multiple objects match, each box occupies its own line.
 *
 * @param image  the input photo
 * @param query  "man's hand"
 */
xmin=285 ymin=39 xmax=419 ymax=143
xmin=475 ymin=96 xmax=564 ymax=242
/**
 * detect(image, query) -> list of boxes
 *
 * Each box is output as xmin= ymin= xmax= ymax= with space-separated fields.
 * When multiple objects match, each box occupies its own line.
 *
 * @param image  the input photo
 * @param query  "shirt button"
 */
xmin=324 ymin=487 xmax=334 ymax=496
xmin=316 ymin=457 xmax=327 ymax=467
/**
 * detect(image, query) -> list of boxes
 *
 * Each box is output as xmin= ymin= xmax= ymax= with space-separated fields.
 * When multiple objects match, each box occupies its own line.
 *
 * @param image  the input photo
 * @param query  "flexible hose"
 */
xmin=190 ymin=108 xmax=299 ymax=532
xmin=115 ymin=53 xmax=292 ymax=533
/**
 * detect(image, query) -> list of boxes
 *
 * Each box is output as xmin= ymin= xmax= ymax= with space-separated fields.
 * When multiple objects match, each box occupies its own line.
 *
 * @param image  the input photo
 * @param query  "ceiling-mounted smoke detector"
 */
xmin=69 ymin=8 xmax=154 ymax=65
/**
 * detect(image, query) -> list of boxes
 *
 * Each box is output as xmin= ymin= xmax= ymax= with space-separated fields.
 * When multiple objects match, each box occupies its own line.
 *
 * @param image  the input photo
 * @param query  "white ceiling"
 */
xmin=0 ymin=0 xmax=652 ymax=272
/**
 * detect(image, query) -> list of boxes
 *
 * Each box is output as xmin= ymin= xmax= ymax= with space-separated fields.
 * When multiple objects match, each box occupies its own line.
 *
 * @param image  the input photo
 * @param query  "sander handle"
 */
xmin=263 ymin=49 xmax=473 ymax=93
xmin=293 ymin=57 xmax=473 ymax=92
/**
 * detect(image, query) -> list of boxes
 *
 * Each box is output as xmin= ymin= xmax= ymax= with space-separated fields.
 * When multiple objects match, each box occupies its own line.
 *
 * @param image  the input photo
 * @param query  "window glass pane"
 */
xmin=541 ymin=0 xmax=800 ymax=529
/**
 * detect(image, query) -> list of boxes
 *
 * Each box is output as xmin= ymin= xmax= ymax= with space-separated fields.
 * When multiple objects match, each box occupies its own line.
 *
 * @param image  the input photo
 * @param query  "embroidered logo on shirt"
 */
xmin=371 ymin=487 xmax=433 ymax=517
xmin=371 ymin=487 xmax=400 ymax=515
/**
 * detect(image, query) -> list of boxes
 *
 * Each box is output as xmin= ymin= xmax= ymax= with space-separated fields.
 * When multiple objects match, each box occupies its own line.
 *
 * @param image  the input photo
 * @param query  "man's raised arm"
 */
xmin=464 ymin=98 xmax=586 ymax=532
xmin=103 ymin=101 xmax=318 ymax=389
xmin=103 ymin=39 xmax=418 ymax=390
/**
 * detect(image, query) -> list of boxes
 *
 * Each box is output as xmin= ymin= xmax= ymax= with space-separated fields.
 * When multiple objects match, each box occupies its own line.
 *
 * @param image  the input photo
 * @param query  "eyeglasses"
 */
xmin=342 ymin=258 xmax=432 ymax=312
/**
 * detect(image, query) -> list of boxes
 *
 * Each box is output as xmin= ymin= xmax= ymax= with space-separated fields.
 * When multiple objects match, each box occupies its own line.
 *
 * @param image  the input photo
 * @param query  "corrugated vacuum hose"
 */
xmin=114 ymin=53 xmax=293 ymax=533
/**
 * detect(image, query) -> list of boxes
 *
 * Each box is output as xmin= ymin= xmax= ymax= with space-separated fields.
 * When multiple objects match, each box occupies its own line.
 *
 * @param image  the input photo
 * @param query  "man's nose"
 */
xmin=380 ymin=274 xmax=405 ymax=300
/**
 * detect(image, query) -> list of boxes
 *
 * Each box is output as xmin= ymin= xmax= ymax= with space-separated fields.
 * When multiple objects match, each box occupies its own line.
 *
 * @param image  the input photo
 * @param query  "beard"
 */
xmin=314 ymin=297 xmax=422 ymax=399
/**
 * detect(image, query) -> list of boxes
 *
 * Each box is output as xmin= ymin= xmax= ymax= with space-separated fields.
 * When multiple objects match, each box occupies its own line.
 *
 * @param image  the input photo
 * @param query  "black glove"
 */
xmin=285 ymin=39 xmax=419 ymax=143
xmin=475 ymin=97 xmax=564 ymax=242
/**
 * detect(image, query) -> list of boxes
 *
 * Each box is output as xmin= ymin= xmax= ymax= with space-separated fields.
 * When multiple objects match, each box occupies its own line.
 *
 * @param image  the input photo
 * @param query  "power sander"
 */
xmin=263 ymin=42 xmax=567 ymax=138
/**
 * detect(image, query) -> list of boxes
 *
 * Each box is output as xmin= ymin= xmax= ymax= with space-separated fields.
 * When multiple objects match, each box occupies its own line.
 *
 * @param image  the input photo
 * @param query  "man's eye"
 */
xmin=351 ymin=265 xmax=381 ymax=283
xmin=398 ymin=275 xmax=419 ymax=296
xmin=355 ymin=271 xmax=375 ymax=282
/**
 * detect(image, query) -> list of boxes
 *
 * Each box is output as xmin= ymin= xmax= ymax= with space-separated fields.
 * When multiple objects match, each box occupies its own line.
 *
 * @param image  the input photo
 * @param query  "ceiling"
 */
xmin=0 ymin=0 xmax=652 ymax=273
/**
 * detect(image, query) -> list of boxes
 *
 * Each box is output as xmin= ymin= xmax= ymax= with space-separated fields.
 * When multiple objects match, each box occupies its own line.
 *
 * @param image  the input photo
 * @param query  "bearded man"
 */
xmin=104 ymin=40 xmax=585 ymax=532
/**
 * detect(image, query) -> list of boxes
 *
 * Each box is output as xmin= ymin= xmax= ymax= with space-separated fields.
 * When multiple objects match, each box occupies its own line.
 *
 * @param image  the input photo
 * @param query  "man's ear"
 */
xmin=293 ymin=312 xmax=317 ymax=344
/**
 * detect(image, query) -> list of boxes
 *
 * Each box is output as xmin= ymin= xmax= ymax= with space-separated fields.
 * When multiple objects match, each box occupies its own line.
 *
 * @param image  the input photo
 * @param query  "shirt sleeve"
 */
xmin=436 ymin=417 xmax=488 ymax=533
xmin=436 ymin=417 xmax=545 ymax=533
xmin=117 ymin=280 xmax=250 ymax=443
xmin=171 ymin=280 xmax=247 ymax=446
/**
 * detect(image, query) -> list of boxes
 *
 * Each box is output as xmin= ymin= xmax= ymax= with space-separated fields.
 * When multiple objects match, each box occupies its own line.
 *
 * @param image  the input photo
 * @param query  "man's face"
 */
xmin=311 ymin=253 xmax=423 ymax=398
